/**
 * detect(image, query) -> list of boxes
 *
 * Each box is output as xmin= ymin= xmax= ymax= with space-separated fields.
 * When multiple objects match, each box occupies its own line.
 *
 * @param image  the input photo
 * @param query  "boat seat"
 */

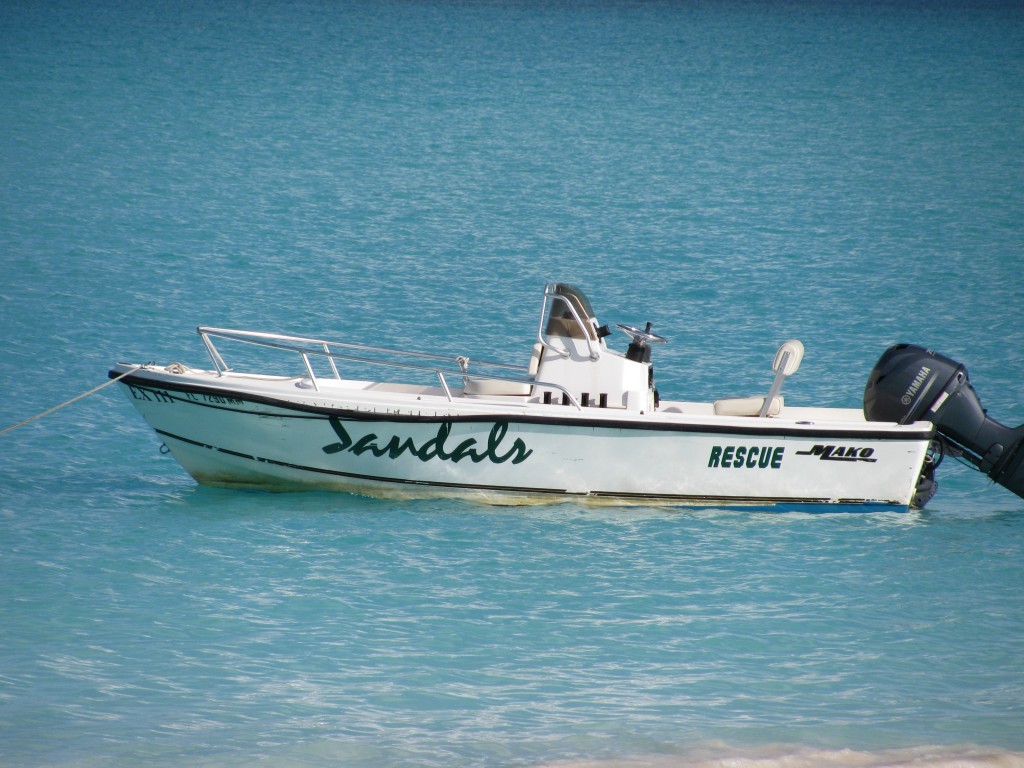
xmin=528 ymin=342 xmax=543 ymax=375
xmin=713 ymin=339 xmax=804 ymax=418
xmin=714 ymin=396 xmax=784 ymax=417
xmin=461 ymin=343 xmax=542 ymax=398
xmin=463 ymin=378 xmax=532 ymax=397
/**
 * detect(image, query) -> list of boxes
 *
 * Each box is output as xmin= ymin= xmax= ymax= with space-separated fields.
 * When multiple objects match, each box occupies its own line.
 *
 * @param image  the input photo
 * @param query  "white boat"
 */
xmin=111 ymin=283 xmax=1024 ymax=510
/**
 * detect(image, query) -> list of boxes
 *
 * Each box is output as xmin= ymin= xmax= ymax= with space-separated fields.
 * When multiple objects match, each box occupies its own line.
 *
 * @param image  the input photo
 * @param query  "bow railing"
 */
xmin=196 ymin=327 xmax=581 ymax=407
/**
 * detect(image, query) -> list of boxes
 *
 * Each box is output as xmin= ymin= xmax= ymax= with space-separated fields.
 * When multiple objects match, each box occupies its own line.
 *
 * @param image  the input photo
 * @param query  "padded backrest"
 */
xmin=773 ymin=339 xmax=804 ymax=376
xmin=758 ymin=339 xmax=804 ymax=418
xmin=528 ymin=342 xmax=543 ymax=375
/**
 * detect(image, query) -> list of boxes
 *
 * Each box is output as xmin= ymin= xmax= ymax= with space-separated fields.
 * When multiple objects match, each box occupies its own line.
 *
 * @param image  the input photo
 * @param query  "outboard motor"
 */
xmin=865 ymin=344 xmax=1024 ymax=500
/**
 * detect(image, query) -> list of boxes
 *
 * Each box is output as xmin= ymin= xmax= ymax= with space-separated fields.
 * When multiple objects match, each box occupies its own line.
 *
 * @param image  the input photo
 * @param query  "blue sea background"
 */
xmin=2 ymin=1 xmax=1023 ymax=766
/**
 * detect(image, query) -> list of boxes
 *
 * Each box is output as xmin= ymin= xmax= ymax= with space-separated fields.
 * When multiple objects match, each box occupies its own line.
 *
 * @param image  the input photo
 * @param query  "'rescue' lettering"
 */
xmin=708 ymin=445 xmax=784 ymax=469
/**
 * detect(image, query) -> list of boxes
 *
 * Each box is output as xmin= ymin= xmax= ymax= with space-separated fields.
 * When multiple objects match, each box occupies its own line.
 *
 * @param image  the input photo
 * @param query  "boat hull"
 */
xmin=113 ymin=367 xmax=934 ymax=509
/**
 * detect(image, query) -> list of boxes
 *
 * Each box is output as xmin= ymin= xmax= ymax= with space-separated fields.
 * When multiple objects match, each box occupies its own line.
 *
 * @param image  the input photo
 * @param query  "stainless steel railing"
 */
xmin=196 ymin=326 xmax=581 ymax=407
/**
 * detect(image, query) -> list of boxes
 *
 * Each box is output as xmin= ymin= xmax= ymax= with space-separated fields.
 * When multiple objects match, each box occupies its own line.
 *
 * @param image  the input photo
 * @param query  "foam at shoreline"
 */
xmin=539 ymin=743 xmax=1024 ymax=768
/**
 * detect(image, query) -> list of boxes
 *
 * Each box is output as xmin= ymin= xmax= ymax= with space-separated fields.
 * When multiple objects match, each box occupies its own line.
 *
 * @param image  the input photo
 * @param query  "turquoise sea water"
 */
xmin=2 ymin=1 xmax=1023 ymax=766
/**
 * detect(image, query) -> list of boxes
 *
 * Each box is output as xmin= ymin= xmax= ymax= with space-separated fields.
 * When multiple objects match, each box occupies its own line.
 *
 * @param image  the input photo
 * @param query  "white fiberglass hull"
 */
xmin=112 ymin=365 xmax=934 ymax=509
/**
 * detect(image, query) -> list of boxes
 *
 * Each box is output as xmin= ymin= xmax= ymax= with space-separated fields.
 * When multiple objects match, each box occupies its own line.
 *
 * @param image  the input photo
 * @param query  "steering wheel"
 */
xmin=615 ymin=323 xmax=667 ymax=345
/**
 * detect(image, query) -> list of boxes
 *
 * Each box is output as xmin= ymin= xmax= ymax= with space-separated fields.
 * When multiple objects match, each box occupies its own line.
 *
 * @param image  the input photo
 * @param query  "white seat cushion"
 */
xmin=713 ymin=396 xmax=783 ymax=417
xmin=464 ymin=378 xmax=532 ymax=397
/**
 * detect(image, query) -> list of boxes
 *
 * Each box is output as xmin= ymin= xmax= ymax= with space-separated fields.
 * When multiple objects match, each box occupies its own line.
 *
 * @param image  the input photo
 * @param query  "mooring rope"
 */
xmin=0 ymin=365 xmax=142 ymax=436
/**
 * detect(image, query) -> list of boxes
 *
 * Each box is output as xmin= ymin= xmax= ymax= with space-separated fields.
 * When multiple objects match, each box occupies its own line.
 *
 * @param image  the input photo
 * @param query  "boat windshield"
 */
xmin=544 ymin=283 xmax=598 ymax=340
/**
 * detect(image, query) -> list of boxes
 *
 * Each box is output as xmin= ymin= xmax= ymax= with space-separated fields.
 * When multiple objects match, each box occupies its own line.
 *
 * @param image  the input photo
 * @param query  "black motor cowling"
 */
xmin=865 ymin=344 xmax=1024 ymax=500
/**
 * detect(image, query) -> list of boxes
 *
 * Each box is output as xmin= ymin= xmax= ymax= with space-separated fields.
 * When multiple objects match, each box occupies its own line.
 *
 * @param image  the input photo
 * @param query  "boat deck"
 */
xmin=113 ymin=363 xmax=914 ymax=435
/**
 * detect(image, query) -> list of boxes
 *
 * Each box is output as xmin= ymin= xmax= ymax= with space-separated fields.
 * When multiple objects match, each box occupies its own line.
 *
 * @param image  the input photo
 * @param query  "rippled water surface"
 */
xmin=2 ymin=1 xmax=1023 ymax=766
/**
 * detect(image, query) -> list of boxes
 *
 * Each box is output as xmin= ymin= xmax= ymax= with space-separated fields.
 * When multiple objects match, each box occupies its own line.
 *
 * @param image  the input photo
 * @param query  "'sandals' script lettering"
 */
xmin=323 ymin=418 xmax=533 ymax=465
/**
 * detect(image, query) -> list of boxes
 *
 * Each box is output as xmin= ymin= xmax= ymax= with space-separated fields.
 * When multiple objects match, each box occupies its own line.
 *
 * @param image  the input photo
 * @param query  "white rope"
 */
xmin=0 ymin=365 xmax=142 ymax=436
